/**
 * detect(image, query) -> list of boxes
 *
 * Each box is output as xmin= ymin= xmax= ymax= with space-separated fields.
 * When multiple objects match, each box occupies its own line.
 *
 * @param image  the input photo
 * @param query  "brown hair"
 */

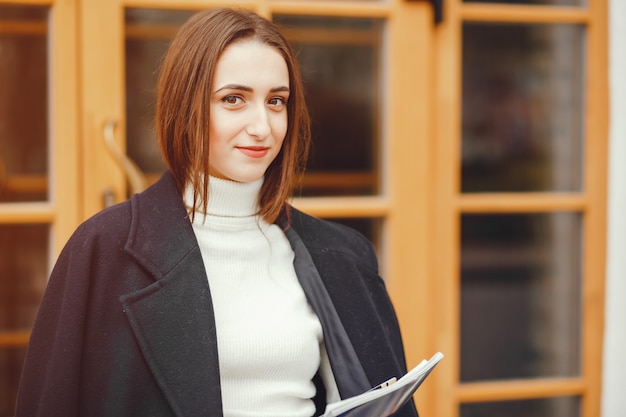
xmin=156 ymin=8 xmax=310 ymax=225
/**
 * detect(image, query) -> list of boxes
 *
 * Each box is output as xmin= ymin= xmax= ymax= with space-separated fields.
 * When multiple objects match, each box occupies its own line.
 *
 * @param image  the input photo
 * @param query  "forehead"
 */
xmin=212 ymin=38 xmax=289 ymax=87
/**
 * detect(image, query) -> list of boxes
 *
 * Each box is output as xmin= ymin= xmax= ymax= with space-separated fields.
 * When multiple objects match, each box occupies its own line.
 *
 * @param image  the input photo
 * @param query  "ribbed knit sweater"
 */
xmin=184 ymin=177 xmax=334 ymax=417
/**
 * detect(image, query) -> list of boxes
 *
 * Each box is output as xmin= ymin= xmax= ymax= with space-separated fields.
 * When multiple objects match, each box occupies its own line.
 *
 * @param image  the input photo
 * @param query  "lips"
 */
xmin=237 ymin=146 xmax=270 ymax=158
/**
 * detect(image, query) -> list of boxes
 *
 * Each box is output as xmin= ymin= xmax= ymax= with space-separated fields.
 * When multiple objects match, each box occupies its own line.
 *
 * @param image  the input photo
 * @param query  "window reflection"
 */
xmin=462 ymin=23 xmax=585 ymax=193
xmin=0 ymin=5 xmax=49 ymax=202
xmin=460 ymin=213 xmax=581 ymax=381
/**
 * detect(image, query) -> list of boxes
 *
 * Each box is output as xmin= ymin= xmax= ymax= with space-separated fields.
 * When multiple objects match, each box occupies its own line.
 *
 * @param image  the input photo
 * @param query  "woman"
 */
xmin=16 ymin=8 xmax=418 ymax=417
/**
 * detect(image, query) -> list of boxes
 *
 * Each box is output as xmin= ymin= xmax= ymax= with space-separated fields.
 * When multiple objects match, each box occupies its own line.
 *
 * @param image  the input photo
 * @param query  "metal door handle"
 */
xmin=103 ymin=119 xmax=147 ymax=197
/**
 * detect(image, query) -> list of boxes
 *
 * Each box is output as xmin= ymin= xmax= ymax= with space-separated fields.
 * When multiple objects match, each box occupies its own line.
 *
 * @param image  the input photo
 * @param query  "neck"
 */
xmin=184 ymin=176 xmax=264 ymax=219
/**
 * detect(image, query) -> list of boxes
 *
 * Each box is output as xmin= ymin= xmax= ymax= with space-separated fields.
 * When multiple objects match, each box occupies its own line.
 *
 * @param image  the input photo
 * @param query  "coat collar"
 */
xmin=120 ymin=171 xmax=223 ymax=417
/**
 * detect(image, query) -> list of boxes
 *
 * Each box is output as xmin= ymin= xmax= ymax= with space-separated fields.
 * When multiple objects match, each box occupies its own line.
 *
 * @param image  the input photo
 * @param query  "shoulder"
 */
xmin=289 ymin=207 xmax=378 ymax=270
xmin=68 ymin=200 xmax=133 ymax=249
xmin=64 ymin=171 xmax=181 ymax=253
xmin=54 ymin=201 xmax=134 ymax=274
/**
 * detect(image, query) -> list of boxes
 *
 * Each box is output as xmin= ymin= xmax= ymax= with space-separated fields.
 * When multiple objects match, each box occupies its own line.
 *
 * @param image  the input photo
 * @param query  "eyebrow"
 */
xmin=214 ymin=84 xmax=290 ymax=94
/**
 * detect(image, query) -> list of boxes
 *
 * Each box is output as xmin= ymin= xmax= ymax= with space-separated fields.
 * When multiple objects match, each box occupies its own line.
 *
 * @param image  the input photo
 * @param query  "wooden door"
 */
xmin=432 ymin=1 xmax=609 ymax=417
xmin=0 ymin=1 xmax=78 ymax=415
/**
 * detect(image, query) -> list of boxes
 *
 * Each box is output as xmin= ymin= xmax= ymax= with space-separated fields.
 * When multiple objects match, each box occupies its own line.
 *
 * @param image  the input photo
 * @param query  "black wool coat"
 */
xmin=16 ymin=171 xmax=418 ymax=417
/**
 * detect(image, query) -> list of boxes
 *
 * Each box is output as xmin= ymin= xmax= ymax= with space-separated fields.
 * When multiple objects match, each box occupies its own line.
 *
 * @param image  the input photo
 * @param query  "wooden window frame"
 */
xmin=0 ymin=0 xmax=79 ymax=349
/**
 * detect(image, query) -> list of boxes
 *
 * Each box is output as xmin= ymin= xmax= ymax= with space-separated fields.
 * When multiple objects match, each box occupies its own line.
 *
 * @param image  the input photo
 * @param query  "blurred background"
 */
xmin=0 ymin=0 xmax=624 ymax=416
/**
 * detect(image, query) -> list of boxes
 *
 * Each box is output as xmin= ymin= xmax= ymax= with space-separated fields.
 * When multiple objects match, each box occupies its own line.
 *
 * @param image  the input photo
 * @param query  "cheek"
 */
xmin=273 ymin=112 xmax=289 ymax=142
xmin=209 ymin=114 xmax=236 ymax=149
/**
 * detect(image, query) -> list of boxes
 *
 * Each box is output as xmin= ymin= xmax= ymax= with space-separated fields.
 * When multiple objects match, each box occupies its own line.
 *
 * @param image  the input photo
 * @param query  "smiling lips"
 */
xmin=237 ymin=146 xmax=270 ymax=158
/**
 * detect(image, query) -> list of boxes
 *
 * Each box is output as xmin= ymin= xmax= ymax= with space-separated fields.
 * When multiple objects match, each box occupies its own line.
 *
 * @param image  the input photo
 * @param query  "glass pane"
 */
xmin=125 ymin=9 xmax=194 ymax=180
xmin=0 ymin=224 xmax=49 ymax=416
xmin=0 ymin=5 xmax=49 ymax=202
xmin=0 ymin=224 xmax=49 ymax=332
xmin=462 ymin=24 xmax=585 ymax=192
xmin=460 ymin=213 xmax=581 ymax=381
xmin=0 ymin=347 xmax=27 ymax=417
xmin=274 ymin=15 xmax=383 ymax=197
xmin=464 ymin=0 xmax=584 ymax=5
xmin=460 ymin=396 xmax=580 ymax=417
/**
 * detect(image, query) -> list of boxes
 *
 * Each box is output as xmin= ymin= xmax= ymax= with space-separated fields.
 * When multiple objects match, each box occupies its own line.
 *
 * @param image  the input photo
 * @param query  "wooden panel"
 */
xmin=292 ymin=196 xmax=389 ymax=218
xmin=123 ymin=0 xmax=254 ymax=10
xmin=0 ymin=331 xmax=30 ymax=347
xmin=50 ymin=0 xmax=80 ymax=256
xmin=0 ymin=0 xmax=50 ymax=5
xmin=458 ymin=193 xmax=587 ymax=213
xmin=433 ymin=0 xmax=463 ymax=415
xmin=269 ymin=1 xmax=390 ymax=18
xmin=580 ymin=0 xmax=609 ymax=416
xmin=458 ymin=378 xmax=585 ymax=403
xmin=461 ymin=4 xmax=590 ymax=23
xmin=0 ymin=203 xmax=54 ymax=224
xmin=385 ymin=1 xmax=436 ymax=415
xmin=80 ymin=0 xmax=126 ymax=219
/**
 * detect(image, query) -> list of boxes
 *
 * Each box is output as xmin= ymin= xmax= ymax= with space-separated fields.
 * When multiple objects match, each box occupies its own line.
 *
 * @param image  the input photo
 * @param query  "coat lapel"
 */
xmin=120 ymin=172 xmax=223 ymax=417
xmin=284 ymin=224 xmax=372 ymax=398
xmin=289 ymin=208 xmax=409 ymax=393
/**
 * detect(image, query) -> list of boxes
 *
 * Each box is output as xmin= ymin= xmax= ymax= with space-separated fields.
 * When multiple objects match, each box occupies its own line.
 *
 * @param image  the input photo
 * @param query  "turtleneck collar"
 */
xmin=183 ymin=176 xmax=263 ymax=218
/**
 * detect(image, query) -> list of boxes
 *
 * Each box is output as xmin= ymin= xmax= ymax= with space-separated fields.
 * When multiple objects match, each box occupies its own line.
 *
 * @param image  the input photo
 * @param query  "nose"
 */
xmin=246 ymin=104 xmax=271 ymax=140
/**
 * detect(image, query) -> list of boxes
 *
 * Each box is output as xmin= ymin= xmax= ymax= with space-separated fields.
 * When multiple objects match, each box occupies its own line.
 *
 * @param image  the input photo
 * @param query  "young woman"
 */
xmin=16 ymin=8 xmax=418 ymax=417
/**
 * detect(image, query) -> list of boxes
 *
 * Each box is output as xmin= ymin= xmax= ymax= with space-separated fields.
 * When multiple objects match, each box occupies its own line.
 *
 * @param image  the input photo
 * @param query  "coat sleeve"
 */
xmin=15 ymin=224 xmax=99 ymax=417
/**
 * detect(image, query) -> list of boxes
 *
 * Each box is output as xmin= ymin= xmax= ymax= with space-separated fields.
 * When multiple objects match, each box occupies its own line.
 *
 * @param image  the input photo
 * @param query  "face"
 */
xmin=208 ymin=38 xmax=290 ymax=183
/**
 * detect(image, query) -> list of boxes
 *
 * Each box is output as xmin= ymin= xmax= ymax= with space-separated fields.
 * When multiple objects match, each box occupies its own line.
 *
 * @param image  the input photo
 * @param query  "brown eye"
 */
xmin=268 ymin=97 xmax=287 ymax=110
xmin=222 ymin=95 xmax=243 ymax=105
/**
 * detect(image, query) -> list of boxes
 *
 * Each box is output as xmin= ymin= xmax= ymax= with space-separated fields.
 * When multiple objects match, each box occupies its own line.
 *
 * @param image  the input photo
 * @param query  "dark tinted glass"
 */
xmin=462 ymin=23 xmax=585 ymax=192
xmin=275 ymin=15 xmax=384 ymax=196
xmin=461 ymin=213 xmax=581 ymax=381
xmin=0 ymin=5 xmax=49 ymax=202
xmin=0 ymin=347 xmax=27 ymax=416
xmin=125 ymin=8 xmax=194 ymax=176
xmin=0 ymin=223 xmax=49 ymax=415
xmin=461 ymin=396 xmax=580 ymax=417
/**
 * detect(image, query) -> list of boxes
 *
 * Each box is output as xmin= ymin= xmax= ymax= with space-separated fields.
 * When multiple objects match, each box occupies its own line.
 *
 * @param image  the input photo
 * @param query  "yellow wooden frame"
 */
xmin=432 ymin=1 xmax=609 ymax=417
xmin=0 ymin=0 xmax=79 ymax=354
xmin=0 ymin=0 xmax=79 ymax=254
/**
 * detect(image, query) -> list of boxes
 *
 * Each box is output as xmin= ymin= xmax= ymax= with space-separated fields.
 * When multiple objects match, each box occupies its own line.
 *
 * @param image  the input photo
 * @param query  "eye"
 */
xmin=221 ymin=95 xmax=243 ymax=106
xmin=268 ymin=96 xmax=287 ymax=109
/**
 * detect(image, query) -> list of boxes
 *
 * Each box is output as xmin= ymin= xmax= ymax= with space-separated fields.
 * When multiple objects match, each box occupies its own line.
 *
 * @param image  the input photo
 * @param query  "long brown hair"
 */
xmin=156 ymin=8 xmax=310 ymax=225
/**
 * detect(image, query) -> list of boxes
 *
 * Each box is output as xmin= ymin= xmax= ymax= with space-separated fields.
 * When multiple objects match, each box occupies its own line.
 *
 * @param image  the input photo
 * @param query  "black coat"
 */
xmin=16 ymin=171 xmax=418 ymax=417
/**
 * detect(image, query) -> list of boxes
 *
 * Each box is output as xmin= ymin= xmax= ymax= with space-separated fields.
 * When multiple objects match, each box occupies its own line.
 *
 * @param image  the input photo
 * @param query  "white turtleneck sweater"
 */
xmin=184 ymin=177 xmax=338 ymax=417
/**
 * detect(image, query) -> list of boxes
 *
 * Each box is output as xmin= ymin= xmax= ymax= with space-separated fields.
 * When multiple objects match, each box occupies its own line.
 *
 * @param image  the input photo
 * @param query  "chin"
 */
xmin=229 ymin=172 xmax=266 ymax=183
